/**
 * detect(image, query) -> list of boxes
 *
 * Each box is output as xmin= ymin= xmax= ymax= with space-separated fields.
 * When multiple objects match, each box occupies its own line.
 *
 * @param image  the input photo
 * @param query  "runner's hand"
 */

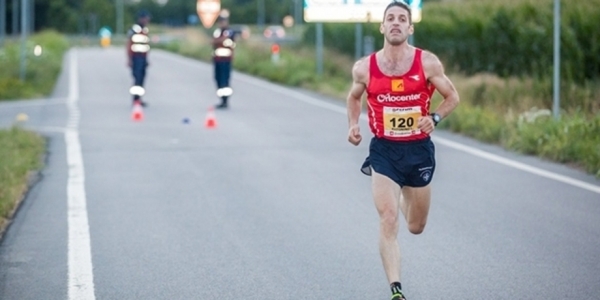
xmin=418 ymin=116 xmax=435 ymax=134
xmin=348 ymin=124 xmax=362 ymax=146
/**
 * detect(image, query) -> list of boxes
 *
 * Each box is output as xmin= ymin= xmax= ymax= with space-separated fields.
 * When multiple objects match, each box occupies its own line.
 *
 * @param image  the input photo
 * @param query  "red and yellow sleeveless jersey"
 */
xmin=366 ymin=49 xmax=435 ymax=142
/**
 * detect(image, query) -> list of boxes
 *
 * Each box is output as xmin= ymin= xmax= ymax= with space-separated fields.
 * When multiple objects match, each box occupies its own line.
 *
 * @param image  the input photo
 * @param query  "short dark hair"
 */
xmin=383 ymin=1 xmax=412 ymax=24
xmin=137 ymin=10 xmax=151 ymax=19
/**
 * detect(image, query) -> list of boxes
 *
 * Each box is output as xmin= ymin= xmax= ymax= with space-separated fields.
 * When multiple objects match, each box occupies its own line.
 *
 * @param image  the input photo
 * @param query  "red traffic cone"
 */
xmin=204 ymin=107 xmax=217 ymax=129
xmin=131 ymin=101 xmax=144 ymax=122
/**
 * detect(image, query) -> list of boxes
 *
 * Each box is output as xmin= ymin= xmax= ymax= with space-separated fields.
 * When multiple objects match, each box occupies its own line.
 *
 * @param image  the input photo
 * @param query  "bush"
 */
xmin=302 ymin=0 xmax=600 ymax=82
xmin=504 ymin=112 xmax=600 ymax=176
xmin=0 ymin=30 xmax=70 ymax=100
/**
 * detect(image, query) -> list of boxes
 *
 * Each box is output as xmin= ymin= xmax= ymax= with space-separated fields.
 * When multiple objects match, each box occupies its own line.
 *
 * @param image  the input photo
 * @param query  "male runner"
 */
xmin=346 ymin=1 xmax=460 ymax=299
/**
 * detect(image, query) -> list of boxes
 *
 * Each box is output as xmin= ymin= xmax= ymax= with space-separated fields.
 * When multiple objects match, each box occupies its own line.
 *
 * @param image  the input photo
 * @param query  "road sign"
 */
xmin=197 ymin=0 xmax=221 ymax=28
xmin=271 ymin=43 xmax=280 ymax=64
xmin=304 ymin=0 xmax=423 ymax=23
xmin=304 ymin=0 xmax=389 ymax=23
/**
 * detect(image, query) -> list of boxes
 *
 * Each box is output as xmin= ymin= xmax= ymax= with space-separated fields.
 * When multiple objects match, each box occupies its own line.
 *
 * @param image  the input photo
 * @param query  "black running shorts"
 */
xmin=361 ymin=137 xmax=436 ymax=187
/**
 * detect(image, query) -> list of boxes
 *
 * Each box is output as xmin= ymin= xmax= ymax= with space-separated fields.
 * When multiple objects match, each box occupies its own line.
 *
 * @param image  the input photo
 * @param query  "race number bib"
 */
xmin=383 ymin=106 xmax=422 ymax=137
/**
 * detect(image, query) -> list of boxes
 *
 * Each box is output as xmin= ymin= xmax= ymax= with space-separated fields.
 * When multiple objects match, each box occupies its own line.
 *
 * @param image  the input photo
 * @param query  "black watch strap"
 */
xmin=430 ymin=113 xmax=441 ymax=126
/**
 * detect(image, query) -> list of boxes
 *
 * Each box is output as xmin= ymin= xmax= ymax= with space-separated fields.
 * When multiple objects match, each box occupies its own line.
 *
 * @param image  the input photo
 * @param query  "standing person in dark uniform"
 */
xmin=127 ymin=10 xmax=151 ymax=107
xmin=211 ymin=15 xmax=236 ymax=109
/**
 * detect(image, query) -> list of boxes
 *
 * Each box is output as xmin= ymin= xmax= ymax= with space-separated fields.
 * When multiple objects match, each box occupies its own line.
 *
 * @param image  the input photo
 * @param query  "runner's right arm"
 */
xmin=347 ymin=58 xmax=368 ymax=145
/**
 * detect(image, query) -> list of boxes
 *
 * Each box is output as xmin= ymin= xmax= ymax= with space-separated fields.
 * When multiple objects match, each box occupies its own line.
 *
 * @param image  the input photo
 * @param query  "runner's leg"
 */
xmin=400 ymin=185 xmax=431 ymax=235
xmin=372 ymin=171 xmax=403 ymax=283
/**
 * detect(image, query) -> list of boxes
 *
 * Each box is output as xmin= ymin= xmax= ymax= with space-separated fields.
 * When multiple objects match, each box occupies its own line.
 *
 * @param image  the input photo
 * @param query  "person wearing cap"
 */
xmin=211 ymin=15 xmax=237 ymax=109
xmin=127 ymin=10 xmax=151 ymax=107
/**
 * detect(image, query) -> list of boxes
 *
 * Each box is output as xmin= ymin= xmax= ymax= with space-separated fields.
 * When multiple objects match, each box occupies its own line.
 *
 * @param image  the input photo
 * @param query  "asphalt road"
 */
xmin=0 ymin=47 xmax=599 ymax=300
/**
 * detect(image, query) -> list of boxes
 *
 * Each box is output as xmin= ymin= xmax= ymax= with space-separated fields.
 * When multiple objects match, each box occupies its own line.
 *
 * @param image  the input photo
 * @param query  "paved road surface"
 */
xmin=0 ymin=48 xmax=599 ymax=300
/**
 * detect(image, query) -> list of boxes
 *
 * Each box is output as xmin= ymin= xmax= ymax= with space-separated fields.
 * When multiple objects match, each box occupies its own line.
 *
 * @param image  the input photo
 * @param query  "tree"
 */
xmin=45 ymin=0 xmax=78 ymax=32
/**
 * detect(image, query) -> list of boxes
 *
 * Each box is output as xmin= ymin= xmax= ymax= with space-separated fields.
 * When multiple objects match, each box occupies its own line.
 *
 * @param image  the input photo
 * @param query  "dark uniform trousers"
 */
xmin=132 ymin=55 xmax=147 ymax=101
xmin=214 ymin=60 xmax=231 ymax=90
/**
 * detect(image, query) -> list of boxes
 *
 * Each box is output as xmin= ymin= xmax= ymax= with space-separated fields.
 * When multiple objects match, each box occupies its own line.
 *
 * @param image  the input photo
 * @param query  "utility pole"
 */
xmin=0 ymin=0 xmax=5 ymax=45
xmin=257 ymin=0 xmax=265 ymax=30
xmin=12 ymin=0 xmax=17 ymax=35
xmin=295 ymin=0 xmax=302 ymax=35
xmin=316 ymin=22 xmax=323 ymax=76
xmin=291 ymin=0 xmax=302 ymax=36
xmin=355 ymin=23 xmax=362 ymax=60
xmin=29 ymin=0 xmax=33 ymax=33
xmin=116 ymin=0 xmax=123 ymax=36
xmin=19 ymin=0 xmax=27 ymax=81
xmin=552 ymin=0 xmax=561 ymax=119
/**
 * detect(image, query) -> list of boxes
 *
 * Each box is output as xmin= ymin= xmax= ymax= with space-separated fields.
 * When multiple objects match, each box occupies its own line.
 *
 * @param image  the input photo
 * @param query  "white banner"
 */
xmin=304 ymin=0 xmax=422 ymax=23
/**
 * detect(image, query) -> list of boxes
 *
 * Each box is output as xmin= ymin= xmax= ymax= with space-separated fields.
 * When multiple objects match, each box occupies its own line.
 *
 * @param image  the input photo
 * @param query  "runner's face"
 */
xmin=380 ymin=6 xmax=412 ymax=46
xmin=139 ymin=16 xmax=150 ymax=26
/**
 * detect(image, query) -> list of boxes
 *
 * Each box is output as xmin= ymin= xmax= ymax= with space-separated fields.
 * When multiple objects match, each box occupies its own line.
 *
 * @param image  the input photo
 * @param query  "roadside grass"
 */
xmin=438 ymin=75 xmax=600 ymax=176
xmin=156 ymin=27 xmax=600 ymax=177
xmin=0 ymin=126 xmax=46 ymax=235
xmin=0 ymin=30 xmax=70 ymax=100
xmin=0 ymin=30 xmax=64 ymax=236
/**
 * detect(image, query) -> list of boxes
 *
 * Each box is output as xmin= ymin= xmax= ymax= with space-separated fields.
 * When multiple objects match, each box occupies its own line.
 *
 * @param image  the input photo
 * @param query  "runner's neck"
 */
xmin=381 ymin=43 xmax=413 ymax=63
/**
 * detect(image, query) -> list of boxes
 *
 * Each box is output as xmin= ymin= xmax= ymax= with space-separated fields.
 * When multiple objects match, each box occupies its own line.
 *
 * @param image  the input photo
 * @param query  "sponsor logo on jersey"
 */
xmin=409 ymin=75 xmax=420 ymax=81
xmin=391 ymin=79 xmax=404 ymax=92
xmin=376 ymin=93 xmax=422 ymax=103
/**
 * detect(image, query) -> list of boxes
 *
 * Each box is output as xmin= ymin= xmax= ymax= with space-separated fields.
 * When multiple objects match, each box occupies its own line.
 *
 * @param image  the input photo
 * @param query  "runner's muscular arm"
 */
xmin=423 ymin=51 xmax=460 ymax=119
xmin=347 ymin=58 xmax=368 ymax=145
xmin=347 ymin=58 xmax=368 ymax=127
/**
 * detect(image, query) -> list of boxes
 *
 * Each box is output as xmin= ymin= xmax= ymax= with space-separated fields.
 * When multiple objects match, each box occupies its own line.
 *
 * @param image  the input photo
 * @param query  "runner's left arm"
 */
xmin=423 ymin=51 xmax=460 ymax=119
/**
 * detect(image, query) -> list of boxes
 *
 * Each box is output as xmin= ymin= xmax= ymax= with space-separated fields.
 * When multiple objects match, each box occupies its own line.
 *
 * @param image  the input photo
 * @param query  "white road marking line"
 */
xmin=234 ymin=68 xmax=600 ymax=195
xmin=66 ymin=49 xmax=96 ymax=300
xmin=431 ymin=138 xmax=600 ymax=194
xmin=0 ymin=99 xmax=67 ymax=108
xmin=158 ymin=50 xmax=600 ymax=194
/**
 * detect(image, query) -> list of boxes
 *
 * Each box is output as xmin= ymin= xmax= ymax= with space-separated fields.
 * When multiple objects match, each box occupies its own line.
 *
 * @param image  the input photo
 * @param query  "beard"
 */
xmin=385 ymin=34 xmax=406 ymax=46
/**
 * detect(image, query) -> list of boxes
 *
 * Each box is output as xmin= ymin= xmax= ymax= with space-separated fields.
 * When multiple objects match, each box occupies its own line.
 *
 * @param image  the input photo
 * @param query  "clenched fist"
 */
xmin=417 ymin=115 xmax=435 ymax=134
xmin=348 ymin=124 xmax=362 ymax=146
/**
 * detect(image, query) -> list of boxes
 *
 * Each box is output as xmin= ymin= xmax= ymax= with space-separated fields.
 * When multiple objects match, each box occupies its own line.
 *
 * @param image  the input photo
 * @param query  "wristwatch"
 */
xmin=430 ymin=113 xmax=441 ymax=127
